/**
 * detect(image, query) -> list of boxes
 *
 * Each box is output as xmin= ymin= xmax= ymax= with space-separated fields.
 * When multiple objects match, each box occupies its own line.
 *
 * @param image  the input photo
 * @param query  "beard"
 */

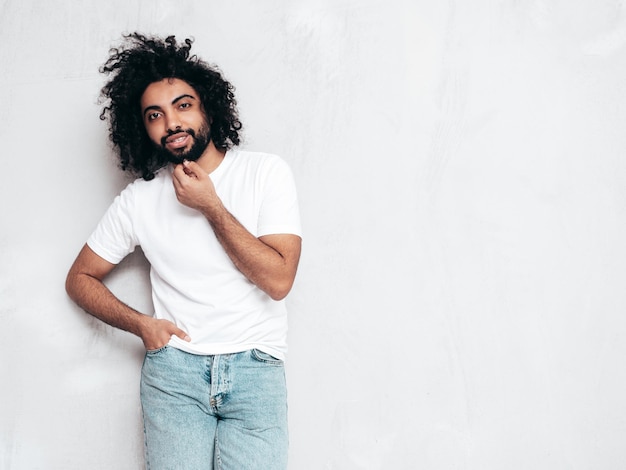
xmin=154 ymin=123 xmax=211 ymax=165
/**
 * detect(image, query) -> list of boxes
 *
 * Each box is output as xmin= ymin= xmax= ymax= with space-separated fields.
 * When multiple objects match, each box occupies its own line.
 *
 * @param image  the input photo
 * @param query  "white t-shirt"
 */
xmin=87 ymin=149 xmax=301 ymax=360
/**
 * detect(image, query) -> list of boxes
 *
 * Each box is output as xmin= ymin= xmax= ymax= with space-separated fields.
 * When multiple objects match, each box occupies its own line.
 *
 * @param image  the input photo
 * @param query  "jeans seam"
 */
xmin=214 ymin=430 xmax=222 ymax=470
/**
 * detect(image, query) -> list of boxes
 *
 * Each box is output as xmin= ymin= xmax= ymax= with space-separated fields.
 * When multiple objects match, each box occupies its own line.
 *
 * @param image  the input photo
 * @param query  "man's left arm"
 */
xmin=172 ymin=160 xmax=301 ymax=300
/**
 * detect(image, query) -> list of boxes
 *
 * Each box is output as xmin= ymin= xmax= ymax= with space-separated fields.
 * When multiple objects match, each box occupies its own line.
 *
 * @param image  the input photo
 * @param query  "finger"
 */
xmin=173 ymin=328 xmax=191 ymax=342
xmin=182 ymin=163 xmax=195 ymax=177
xmin=164 ymin=321 xmax=191 ymax=342
xmin=183 ymin=160 xmax=203 ymax=179
xmin=172 ymin=164 xmax=187 ymax=184
xmin=172 ymin=166 xmax=194 ymax=194
xmin=172 ymin=175 xmax=183 ymax=195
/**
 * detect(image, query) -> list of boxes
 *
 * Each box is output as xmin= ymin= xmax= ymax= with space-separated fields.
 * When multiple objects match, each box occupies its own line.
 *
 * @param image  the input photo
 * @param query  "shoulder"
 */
xmin=228 ymin=149 xmax=292 ymax=174
xmin=123 ymin=167 xmax=171 ymax=193
xmin=230 ymin=148 xmax=284 ymax=163
xmin=112 ymin=168 xmax=171 ymax=209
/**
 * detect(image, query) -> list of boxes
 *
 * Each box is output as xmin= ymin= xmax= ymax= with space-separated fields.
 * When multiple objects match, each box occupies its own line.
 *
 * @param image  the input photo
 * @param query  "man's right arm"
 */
xmin=65 ymin=244 xmax=190 ymax=350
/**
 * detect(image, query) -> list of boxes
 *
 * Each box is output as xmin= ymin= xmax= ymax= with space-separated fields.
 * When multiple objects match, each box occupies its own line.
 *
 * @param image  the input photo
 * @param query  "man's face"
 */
xmin=140 ymin=78 xmax=211 ymax=164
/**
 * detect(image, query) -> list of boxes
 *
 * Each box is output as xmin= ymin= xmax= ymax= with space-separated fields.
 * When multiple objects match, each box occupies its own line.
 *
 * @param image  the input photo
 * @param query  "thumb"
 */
xmin=182 ymin=159 xmax=203 ymax=178
xmin=171 ymin=324 xmax=191 ymax=342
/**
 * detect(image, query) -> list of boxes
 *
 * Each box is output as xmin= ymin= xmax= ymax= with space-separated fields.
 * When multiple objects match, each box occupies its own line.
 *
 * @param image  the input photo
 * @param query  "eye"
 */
xmin=147 ymin=112 xmax=162 ymax=122
xmin=179 ymin=102 xmax=191 ymax=110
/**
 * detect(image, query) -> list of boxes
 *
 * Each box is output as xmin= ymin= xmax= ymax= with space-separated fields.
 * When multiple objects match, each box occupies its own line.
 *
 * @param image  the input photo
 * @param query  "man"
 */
xmin=66 ymin=33 xmax=301 ymax=469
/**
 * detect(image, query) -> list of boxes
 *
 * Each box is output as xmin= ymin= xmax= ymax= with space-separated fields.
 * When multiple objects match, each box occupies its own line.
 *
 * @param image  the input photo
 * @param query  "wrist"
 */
xmin=133 ymin=312 xmax=153 ymax=339
xmin=201 ymin=199 xmax=228 ymax=222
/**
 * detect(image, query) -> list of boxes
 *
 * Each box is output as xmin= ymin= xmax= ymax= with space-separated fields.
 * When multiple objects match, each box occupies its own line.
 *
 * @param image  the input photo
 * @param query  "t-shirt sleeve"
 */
xmin=257 ymin=157 xmax=302 ymax=238
xmin=87 ymin=184 xmax=139 ymax=264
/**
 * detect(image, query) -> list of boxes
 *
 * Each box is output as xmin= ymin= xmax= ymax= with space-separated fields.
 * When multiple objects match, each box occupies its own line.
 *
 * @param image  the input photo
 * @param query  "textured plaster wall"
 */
xmin=2 ymin=1 xmax=626 ymax=469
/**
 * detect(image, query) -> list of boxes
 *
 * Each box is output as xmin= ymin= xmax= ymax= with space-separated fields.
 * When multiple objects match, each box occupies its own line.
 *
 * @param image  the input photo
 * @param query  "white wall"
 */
xmin=2 ymin=1 xmax=626 ymax=468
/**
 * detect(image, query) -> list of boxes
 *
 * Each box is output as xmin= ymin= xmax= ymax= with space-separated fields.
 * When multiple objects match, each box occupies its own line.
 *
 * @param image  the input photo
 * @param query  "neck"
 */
xmin=196 ymin=140 xmax=226 ymax=174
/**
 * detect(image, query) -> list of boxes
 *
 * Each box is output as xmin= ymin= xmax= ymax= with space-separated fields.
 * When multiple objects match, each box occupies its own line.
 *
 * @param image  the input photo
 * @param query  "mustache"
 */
xmin=160 ymin=128 xmax=196 ymax=147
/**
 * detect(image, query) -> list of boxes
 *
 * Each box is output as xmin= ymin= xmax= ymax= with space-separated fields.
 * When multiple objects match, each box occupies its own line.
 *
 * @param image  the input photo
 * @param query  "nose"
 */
xmin=165 ymin=112 xmax=182 ymax=132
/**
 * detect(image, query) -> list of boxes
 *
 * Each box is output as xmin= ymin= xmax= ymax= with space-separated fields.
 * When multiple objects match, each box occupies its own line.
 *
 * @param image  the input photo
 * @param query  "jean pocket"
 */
xmin=146 ymin=345 xmax=170 ymax=356
xmin=251 ymin=348 xmax=283 ymax=366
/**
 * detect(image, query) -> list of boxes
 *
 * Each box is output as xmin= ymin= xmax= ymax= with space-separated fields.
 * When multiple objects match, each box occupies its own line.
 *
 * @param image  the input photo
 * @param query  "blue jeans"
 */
xmin=140 ymin=347 xmax=288 ymax=470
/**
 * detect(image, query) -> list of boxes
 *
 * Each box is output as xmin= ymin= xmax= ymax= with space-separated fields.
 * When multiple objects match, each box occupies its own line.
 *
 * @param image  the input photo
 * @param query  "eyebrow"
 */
xmin=143 ymin=94 xmax=197 ymax=117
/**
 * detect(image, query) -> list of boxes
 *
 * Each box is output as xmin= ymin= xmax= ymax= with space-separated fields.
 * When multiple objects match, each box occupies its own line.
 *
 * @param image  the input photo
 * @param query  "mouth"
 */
xmin=163 ymin=132 xmax=192 ymax=150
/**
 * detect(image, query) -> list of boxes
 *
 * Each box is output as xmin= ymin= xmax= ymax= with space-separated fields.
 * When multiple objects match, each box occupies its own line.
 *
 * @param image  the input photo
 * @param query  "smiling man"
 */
xmin=65 ymin=33 xmax=301 ymax=470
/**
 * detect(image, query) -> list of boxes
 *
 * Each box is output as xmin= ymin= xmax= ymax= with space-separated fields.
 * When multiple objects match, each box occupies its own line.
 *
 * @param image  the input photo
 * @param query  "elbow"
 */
xmin=269 ymin=291 xmax=288 ymax=302
xmin=266 ymin=279 xmax=294 ymax=301
xmin=65 ymin=271 xmax=78 ymax=301
xmin=65 ymin=266 xmax=86 ymax=303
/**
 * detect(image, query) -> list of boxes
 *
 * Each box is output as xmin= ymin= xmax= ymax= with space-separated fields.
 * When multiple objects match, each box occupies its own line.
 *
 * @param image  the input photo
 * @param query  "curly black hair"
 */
xmin=99 ymin=33 xmax=242 ymax=180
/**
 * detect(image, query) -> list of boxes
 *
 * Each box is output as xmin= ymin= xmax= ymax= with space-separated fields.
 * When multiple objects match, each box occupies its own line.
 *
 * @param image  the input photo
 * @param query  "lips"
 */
xmin=164 ymin=132 xmax=191 ymax=149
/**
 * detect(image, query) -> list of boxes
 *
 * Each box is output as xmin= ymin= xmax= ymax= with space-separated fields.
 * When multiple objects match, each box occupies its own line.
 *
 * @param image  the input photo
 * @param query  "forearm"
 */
xmin=66 ymin=244 xmax=190 ymax=349
xmin=65 ymin=271 xmax=148 ymax=338
xmin=203 ymin=203 xmax=298 ymax=300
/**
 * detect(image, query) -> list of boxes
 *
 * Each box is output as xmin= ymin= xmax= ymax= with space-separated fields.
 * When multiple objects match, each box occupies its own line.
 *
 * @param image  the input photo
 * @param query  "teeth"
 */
xmin=168 ymin=135 xmax=187 ymax=144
